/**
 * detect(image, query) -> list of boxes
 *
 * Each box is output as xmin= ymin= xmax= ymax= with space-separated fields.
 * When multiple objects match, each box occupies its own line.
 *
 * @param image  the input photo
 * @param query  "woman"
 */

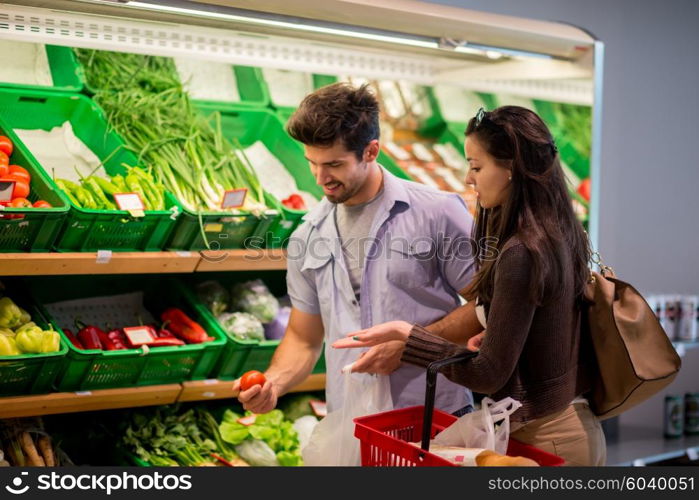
xmin=333 ymin=106 xmax=606 ymax=466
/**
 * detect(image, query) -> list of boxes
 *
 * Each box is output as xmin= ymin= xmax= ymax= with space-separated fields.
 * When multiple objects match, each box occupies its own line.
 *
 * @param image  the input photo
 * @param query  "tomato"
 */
xmin=240 ymin=370 xmax=266 ymax=391
xmin=10 ymin=197 xmax=32 ymax=208
xmin=0 ymin=151 xmax=8 ymax=168
xmin=0 ymin=136 xmax=12 ymax=157
xmin=8 ymin=165 xmax=30 ymax=184
xmin=6 ymin=179 xmax=29 ymax=199
xmin=0 ymin=164 xmax=8 ymax=178
xmin=577 ymin=178 xmax=591 ymax=202
xmin=33 ymin=200 xmax=52 ymax=208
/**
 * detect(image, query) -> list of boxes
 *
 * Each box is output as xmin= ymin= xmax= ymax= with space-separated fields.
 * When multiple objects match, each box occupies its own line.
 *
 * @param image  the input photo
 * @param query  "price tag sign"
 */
xmin=123 ymin=326 xmax=156 ymax=346
xmin=114 ymin=192 xmax=145 ymax=217
xmin=310 ymin=400 xmax=327 ymax=418
xmin=221 ymin=188 xmax=247 ymax=209
xmin=0 ymin=180 xmax=16 ymax=202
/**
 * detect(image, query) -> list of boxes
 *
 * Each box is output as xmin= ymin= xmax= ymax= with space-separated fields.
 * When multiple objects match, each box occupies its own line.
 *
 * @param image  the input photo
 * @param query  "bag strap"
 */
xmin=585 ymin=230 xmax=614 ymax=278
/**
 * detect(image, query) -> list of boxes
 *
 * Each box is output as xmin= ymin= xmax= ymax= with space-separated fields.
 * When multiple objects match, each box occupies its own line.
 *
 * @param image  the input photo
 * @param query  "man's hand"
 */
xmin=352 ymin=340 xmax=405 ymax=374
xmin=331 ymin=320 xmax=412 ymax=349
xmin=233 ymin=378 xmax=279 ymax=414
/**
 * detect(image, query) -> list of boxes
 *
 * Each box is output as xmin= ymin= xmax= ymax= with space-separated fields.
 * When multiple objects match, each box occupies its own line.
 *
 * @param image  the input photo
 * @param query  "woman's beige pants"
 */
xmin=510 ymin=402 xmax=607 ymax=466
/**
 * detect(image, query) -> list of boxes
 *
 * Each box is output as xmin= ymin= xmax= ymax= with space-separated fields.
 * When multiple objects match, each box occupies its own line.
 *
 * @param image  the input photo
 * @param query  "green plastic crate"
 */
xmin=0 ymin=44 xmax=84 ymax=93
xmin=0 ymin=117 xmax=70 ymax=252
xmin=0 ymin=88 xmax=180 ymax=251
xmin=28 ymin=275 xmax=225 ymax=391
xmin=190 ymin=65 xmax=270 ymax=109
xmin=196 ymin=104 xmax=323 ymax=248
xmin=182 ymin=273 xmax=325 ymax=380
xmin=0 ymin=296 xmax=68 ymax=397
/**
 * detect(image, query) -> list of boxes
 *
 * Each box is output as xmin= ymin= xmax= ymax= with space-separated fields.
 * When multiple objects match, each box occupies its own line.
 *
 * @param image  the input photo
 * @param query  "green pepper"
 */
xmin=0 ymin=297 xmax=23 ymax=329
xmin=111 ymin=174 xmax=128 ymax=193
xmin=0 ymin=334 xmax=20 ymax=356
xmin=55 ymin=179 xmax=81 ymax=206
xmin=74 ymin=186 xmax=98 ymax=210
xmin=84 ymin=176 xmax=116 ymax=210
xmin=94 ymin=176 xmax=120 ymax=196
xmin=15 ymin=328 xmax=59 ymax=353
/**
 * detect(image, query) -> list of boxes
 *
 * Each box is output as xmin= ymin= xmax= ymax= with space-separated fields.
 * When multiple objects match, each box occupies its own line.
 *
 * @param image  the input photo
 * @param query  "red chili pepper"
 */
xmin=97 ymin=330 xmax=119 ymax=351
xmin=157 ymin=326 xmax=176 ymax=338
xmin=62 ymin=328 xmax=84 ymax=350
xmin=160 ymin=308 xmax=213 ymax=344
xmin=107 ymin=329 xmax=129 ymax=350
xmin=75 ymin=320 xmax=104 ymax=350
xmin=147 ymin=337 xmax=185 ymax=347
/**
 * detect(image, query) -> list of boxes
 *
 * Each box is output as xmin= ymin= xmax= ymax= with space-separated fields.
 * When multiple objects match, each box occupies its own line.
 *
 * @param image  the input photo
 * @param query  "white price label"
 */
xmin=114 ymin=193 xmax=145 ymax=211
xmin=96 ymin=250 xmax=112 ymax=264
xmin=123 ymin=326 xmax=156 ymax=345
xmin=687 ymin=448 xmax=699 ymax=461
xmin=74 ymin=391 xmax=93 ymax=396
xmin=412 ymin=143 xmax=435 ymax=163
xmin=0 ymin=180 xmax=16 ymax=202
xmin=384 ymin=142 xmax=411 ymax=161
xmin=221 ymin=188 xmax=247 ymax=209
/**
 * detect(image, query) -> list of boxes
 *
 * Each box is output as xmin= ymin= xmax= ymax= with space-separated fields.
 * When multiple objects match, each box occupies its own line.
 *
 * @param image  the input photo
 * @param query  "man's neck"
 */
xmin=344 ymin=162 xmax=383 ymax=207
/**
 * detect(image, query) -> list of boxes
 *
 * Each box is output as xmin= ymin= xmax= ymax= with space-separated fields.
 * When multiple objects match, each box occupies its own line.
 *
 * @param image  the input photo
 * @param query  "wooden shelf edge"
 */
xmin=195 ymin=248 xmax=287 ymax=272
xmin=0 ymin=384 xmax=182 ymax=419
xmin=0 ymin=249 xmax=288 ymax=275
xmin=0 ymin=375 xmax=325 ymax=418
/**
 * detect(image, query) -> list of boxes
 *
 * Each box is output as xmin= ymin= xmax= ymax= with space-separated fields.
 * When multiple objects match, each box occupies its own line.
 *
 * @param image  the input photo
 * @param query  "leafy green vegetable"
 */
xmin=278 ymin=394 xmax=318 ymax=421
xmin=230 ymin=280 xmax=279 ymax=323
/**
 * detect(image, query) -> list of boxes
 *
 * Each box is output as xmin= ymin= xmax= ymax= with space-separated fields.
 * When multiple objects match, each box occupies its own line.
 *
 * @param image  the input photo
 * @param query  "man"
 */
xmin=235 ymin=82 xmax=475 ymax=414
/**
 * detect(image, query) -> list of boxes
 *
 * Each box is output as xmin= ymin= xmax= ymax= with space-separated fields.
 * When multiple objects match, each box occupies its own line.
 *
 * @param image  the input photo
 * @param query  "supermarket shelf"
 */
xmin=178 ymin=374 xmax=326 ymax=402
xmin=195 ymin=249 xmax=287 ymax=272
xmin=0 ymin=375 xmax=325 ymax=418
xmin=606 ymin=424 xmax=699 ymax=466
xmin=0 ymin=250 xmax=289 ymax=275
xmin=0 ymin=384 xmax=182 ymax=419
xmin=0 ymin=252 xmax=200 ymax=276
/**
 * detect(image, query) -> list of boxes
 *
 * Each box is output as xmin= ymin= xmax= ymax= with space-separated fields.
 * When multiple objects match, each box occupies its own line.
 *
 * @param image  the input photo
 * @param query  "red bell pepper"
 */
xmin=62 ymin=328 xmax=84 ymax=350
xmin=147 ymin=337 xmax=185 ymax=347
xmin=97 ymin=330 xmax=120 ymax=351
xmin=75 ymin=320 xmax=104 ymax=350
xmin=160 ymin=308 xmax=213 ymax=344
xmin=105 ymin=328 xmax=128 ymax=350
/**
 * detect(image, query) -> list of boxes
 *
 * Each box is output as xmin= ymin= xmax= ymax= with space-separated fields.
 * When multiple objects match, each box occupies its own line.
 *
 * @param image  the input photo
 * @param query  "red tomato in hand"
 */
xmin=8 ymin=165 xmax=30 ymax=184
xmin=577 ymin=178 xmax=591 ymax=202
xmin=240 ymin=370 xmax=266 ymax=391
xmin=0 ymin=136 xmax=12 ymax=157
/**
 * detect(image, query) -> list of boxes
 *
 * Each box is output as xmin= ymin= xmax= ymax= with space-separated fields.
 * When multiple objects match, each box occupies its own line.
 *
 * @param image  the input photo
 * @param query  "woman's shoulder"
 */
xmin=496 ymin=236 xmax=532 ymax=271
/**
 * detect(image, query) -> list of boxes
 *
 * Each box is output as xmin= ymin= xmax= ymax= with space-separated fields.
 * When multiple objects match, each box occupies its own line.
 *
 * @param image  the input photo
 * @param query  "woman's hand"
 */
xmin=331 ymin=320 xmax=413 ymax=349
xmin=352 ymin=341 xmax=405 ymax=374
xmin=467 ymin=331 xmax=485 ymax=352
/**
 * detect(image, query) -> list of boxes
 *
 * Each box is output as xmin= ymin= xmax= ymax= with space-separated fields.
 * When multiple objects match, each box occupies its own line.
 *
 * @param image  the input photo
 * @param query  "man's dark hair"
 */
xmin=286 ymin=82 xmax=380 ymax=160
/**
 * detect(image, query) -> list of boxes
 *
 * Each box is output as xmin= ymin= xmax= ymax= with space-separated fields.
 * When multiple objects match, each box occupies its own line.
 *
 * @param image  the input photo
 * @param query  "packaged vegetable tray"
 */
xmin=0 ymin=88 xmax=180 ymax=252
xmin=183 ymin=274 xmax=325 ymax=380
xmin=0 ymin=293 xmax=68 ymax=397
xmin=0 ymin=117 xmax=70 ymax=252
xmin=27 ymin=275 xmax=225 ymax=391
xmin=0 ymin=43 xmax=84 ymax=94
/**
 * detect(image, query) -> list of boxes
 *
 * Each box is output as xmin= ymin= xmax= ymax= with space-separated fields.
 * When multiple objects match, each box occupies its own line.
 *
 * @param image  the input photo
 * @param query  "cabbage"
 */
xmin=230 ymin=280 xmax=279 ymax=323
xmin=234 ymin=439 xmax=279 ymax=466
xmin=278 ymin=394 xmax=318 ymax=421
xmin=195 ymin=280 xmax=229 ymax=316
xmin=216 ymin=312 xmax=265 ymax=341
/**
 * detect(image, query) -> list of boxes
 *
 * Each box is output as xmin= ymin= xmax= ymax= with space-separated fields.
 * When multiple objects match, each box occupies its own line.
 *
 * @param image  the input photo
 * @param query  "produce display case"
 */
xmin=0 ymin=295 xmax=68 ymax=397
xmin=27 ymin=275 xmax=226 ymax=392
xmin=0 ymin=116 xmax=70 ymax=252
xmin=0 ymin=88 xmax=180 ymax=252
xmin=195 ymin=104 xmax=322 ymax=248
xmin=0 ymin=42 xmax=84 ymax=93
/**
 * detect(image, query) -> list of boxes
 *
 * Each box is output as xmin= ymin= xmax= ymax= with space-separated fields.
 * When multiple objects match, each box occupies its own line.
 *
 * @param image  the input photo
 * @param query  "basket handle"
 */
xmin=420 ymin=351 xmax=478 ymax=453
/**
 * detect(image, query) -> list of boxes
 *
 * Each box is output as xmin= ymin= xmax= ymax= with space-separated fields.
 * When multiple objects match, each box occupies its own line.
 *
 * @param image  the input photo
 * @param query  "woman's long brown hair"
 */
xmin=463 ymin=106 xmax=590 ymax=305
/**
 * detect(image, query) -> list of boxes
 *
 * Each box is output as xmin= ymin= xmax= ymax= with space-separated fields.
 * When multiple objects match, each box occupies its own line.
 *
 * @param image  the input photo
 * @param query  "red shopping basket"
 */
xmin=353 ymin=353 xmax=565 ymax=467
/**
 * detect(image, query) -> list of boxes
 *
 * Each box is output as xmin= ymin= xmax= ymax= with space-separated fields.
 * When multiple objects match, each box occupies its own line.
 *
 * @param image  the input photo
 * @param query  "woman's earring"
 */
xmin=508 ymin=176 xmax=512 ymax=181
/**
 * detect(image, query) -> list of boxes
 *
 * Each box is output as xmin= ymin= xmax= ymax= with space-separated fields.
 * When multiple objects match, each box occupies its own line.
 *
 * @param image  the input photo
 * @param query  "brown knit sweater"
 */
xmin=401 ymin=238 xmax=593 ymax=422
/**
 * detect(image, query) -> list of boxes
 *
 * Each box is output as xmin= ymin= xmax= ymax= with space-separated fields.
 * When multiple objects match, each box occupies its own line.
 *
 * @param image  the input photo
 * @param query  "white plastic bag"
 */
xmin=432 ymin=397 xmax=521 ymax=455
xmin=302 ymin=365 xmax=393 ymax=466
